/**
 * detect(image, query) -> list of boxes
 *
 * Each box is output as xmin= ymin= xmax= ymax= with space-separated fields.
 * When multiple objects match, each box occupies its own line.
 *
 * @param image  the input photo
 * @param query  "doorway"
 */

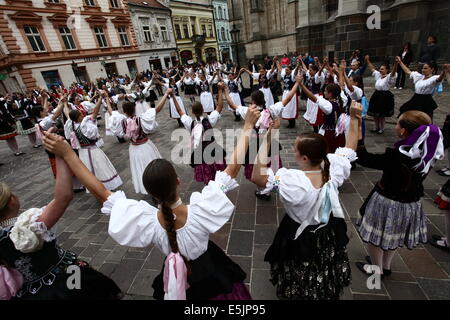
xmin=104 ymin=62 xmax=118 ymax=78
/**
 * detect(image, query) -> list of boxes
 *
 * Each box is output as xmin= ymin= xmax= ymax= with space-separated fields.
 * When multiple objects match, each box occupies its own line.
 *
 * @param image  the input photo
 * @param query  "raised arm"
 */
xmin=90 ymin=92 xmax=102 ymax=120
xmin=51 ymin=95 xmax=66 ymax=121
xmin=364 ymin=55 xmax=376 ymax=73
xmin=223 ymin=86 xmax=239 ymax=110
xmin=436 ymin=64 xmax=450 ymax=83
xmin=340 ymin=60 xmax=354 ymax=92
xmin=395 ymin=56 xmax=412 ymax=76
xmin=345 ymin=101 xmax=362 ymax=151
xmin=38 ymin=152 xmax=74 ymax=229
xmin=251 ymin=120 xmax=280 ymax=188
xmin=391 ymin=60 xmax=399 ymax=78
xmin=281 ymin=75 xmax=302 ymax=106
xmin=104 ymin=92 xmax=113 ymax=116
xmin=299 ymin=73 xmax=318 ymax=103
xmin=171 ymin=90 xmax=185 ymax=117
xmin=216 ymin=82 xmax=224 ymax=114
xmin=155 ymin=89 xmax=172 ymax=114
xmin=224 ymin=105 xmax=260 ymax=178
xmin=42 ymin=132 xmax=112 ymax=203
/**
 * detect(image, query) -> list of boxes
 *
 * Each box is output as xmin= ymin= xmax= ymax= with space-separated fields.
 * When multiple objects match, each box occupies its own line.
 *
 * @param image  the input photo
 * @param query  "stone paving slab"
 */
xmin=1 ymin=78 xmax=450 ymax=300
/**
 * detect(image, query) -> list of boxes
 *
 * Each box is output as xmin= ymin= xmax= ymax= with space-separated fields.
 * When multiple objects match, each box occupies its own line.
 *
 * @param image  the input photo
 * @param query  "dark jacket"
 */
xmin=420 ymin=44 xmax=440 ymax=64
xmin=398 ymin=49 xmax=414 ymax=66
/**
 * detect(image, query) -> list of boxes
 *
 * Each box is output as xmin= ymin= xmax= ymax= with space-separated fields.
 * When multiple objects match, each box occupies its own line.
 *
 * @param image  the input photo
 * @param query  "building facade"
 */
xmin=170 ymin=0 xmax=219 ymax=64
xmin=128 ymin=0 xmax=177 ymax=73
xmin=212 ymin=0 xmax=233 ymax=62
xmin=0 ymin=0 xmax=140 ymax=93
xmin=229 ymin=0 xmax=450 ymax=65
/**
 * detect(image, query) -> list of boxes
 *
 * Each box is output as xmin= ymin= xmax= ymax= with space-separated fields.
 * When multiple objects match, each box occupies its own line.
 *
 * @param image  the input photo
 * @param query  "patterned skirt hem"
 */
xmin=0 ymin=132 xmax=17 ymax=140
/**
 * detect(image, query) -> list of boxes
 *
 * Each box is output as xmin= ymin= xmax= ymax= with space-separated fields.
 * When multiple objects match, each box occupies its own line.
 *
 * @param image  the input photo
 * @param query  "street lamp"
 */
xmin=230 ymin=24 xmax=240 ymax=67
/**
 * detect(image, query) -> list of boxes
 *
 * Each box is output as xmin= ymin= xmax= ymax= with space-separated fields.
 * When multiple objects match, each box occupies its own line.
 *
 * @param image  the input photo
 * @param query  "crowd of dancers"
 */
xmin=1 ymin=49 xmax=450 ymax=300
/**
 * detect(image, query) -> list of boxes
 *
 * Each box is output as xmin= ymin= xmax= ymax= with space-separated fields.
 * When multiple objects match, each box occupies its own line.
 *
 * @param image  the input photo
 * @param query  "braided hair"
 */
xmin=142 ymin=159 xmax=190 ymax=272
xmin=296 ymin=134 xmax=330 ymax=184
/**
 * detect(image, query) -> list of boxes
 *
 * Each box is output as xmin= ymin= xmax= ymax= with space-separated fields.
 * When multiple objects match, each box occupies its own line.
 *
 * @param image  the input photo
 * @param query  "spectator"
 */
xmin=264 ymin=56 xmax=273 ymax=70
xmin=350 ymin=49 xmax=363 ymax=64
xmin=281 ymin=54 xmax=291 ymax=68
xmin=303 ymin=53 xmax=314 ymax=66
xmin=395 ymin=42 xmax=414 ymax=89
xmin=291 ymin=52 xmax=298 ymax=66
xmin=420 ymin=35 xmax=440 ymax=64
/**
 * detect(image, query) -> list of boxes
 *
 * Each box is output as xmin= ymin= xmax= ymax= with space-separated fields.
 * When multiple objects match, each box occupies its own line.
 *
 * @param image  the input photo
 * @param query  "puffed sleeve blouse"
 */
xmin=101 ymin=172 xmax=239 ymax=261
xmin=260 ymin=147 xmax=357 ymax=225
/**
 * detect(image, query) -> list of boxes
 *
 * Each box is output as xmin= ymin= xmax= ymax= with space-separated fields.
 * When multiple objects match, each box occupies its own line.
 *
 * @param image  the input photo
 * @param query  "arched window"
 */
xmin=223 ymin=8 xmax=227 ymax=20
xmin=221 ymin=27 xmax=226 ymax=42
xmin=218 ymin=6 xmax=222 ymax=20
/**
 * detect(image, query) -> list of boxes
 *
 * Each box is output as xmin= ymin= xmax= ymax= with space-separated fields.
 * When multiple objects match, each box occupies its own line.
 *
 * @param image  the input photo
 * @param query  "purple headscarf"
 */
xmin=395 ymin=125 xmax=444 ymax=174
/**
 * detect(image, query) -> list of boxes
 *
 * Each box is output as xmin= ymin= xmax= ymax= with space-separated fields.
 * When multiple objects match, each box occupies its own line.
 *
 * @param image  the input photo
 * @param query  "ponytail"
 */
xmin=322 ymin=157 xmax=331 ymax=184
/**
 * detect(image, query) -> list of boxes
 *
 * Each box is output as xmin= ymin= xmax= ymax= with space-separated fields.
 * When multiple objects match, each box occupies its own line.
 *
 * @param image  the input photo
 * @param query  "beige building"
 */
xmin=170 ymin=0 xmax=219 ymax=64
xmin=0 ymin=0 xmax=141 ymax=93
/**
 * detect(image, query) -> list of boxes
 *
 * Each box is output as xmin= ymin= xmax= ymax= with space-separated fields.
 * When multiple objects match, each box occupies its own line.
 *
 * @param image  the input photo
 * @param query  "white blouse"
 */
xmin=261 ymin=147 xmax=357 ymax=236
xmin=181 ymin=111 xmax=221 ymax=131
xmin=345 ymin=85 xmax=363 ymax=101
xmin=109 ymin=109 xmax=158 ymax=138
xmin=64 ymin=116 xmax=100 ymax=142
xmin=101 ymin=172 xmax=238 ymax=261
xmin=38 ymin=116 xmax=55 ymax=131
xmin=373 ymin=71 xmax=397 ymax=91
xmin=410 ymin=71 xmax=441 ymax=95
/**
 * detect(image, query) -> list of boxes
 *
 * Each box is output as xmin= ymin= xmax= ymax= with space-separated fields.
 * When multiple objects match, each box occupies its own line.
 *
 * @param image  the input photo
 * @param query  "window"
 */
xmin=48 ymin=0 xmax=60 ymax=3
xmin=191 ymin=23 xmax=196 ymax=35
xmin=94 ymin=27 xmax=108 ymax=48
xmin=24 ymin=26 xmax=46 ymax=52
xmin=218 ymin=6 xmax=222 ymax=19
xmin=85 ymin=0 xmax=95 ymax=6
xmin=223 ymin=8 xmax=227 ymax=19
xmin=160 ymin=25 xmax=169 ymax=41
xmin=59 ymin=27 xmax=76 ymax=50
xmin=109 ymin=0 xmax=119 ymax=8
xmin=142 ymin=25 xmax=152 ymax=42
xmin=118 ymin=27 xmax=129 ymax=46
xmin=41 ymin=70 xmax=62 ymax=89
xmin=183 ymin=24 xmax=189 ymax=39
xmin=208 ymin=25 xmax=214 ymax=38
xmin=220 ymin=27 xmax=225 ymax=42
xmin=201 ymin=24 xmax=206 ymax=36
xmin=175 ymin=24 xmax=182 ymax=40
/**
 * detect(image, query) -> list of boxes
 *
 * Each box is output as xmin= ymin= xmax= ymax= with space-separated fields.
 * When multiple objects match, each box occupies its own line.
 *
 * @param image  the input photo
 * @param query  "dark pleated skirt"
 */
xmin=152 ymin=241 xmax=251 ymax=300
xmin=399 ymin=93 xmax=438 ymax=118
xmin=184 ymin=84 xmax=197 ymax=95
xmin=368 ymin=90 xmax=395 ymax=118
xmin=14 ymin=260 xmax=122 ymax=300
xmin=265 ymin=214 xmax=351 ymax=300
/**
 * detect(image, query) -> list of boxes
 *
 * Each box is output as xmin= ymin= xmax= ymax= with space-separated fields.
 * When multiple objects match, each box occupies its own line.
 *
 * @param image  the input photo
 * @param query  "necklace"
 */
xmin=303 ymin=170 xmax=322 ymax=174
xmin=0 ymin=217 xmax=17 ymax=229
xmin=158 ymin=198 xmax=183 ymax=221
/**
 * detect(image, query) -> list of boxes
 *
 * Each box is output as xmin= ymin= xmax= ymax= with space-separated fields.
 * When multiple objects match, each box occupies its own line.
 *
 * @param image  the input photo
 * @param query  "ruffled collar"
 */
xmin=0 ymin=217 xmax=17 ymax=229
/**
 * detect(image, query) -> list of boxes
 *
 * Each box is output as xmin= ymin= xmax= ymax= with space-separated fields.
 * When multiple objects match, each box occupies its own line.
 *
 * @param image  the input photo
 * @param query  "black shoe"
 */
xmin=429 ymin=239 xmax=450 ymax=252
xmin=355 ymin=262 xmax=385 ymax=279
xmin=255 ymin=191 xmax=271 ymax=201
xmin=370 ymin=129 xmax=379 ymax=133
xmin=365 ymin=256 xmax=392 ymax=276
xmin=14 ymin=152 xmax=25 ymax=156
xmin=431 ymin=234 xmax=446 ymax=242
xmin=74 ymin=187 xmax=86 ymax=194
xmin=33 ymin=145 xmax=42 ymax=149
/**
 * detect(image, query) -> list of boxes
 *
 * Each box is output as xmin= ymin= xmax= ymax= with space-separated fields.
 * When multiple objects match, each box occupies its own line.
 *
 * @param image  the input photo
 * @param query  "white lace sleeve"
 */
xmin=208 ymin=111 xmax=221 ymax=127
xmin=9 ymin=208 xmax=55 ymax=254
xmin=102 ymin=191 xmax=159 ymax=248
xmin=188 ymin=172 xmax=237 ymax=234
xmin=327 ymin=148 xmax=357 ymax=188
xmin=140 ymin=108 xmax=158 ymax=134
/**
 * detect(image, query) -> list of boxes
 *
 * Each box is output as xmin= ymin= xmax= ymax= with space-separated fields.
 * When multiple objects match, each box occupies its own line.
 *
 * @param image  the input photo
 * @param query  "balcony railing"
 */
xmin=192 ymin=34 xmax=206 ymax=47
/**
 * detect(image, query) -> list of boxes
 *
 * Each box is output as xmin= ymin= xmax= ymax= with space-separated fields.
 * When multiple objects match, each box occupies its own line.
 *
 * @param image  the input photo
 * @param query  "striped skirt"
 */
xmin=357 ymin=191 xmax=427 ymax=250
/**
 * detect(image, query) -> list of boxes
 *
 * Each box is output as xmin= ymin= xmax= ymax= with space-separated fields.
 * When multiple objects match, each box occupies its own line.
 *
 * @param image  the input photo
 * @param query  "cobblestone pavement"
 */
xmin=1 ymin=75 xmax=450 ymax=300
